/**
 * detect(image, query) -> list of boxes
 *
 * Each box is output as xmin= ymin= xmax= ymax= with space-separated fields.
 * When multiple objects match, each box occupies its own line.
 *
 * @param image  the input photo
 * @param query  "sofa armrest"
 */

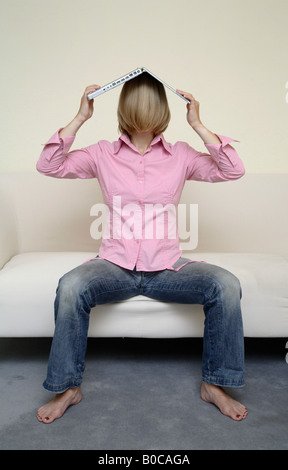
xmin=0 ymin=179 xmax=18 ymax=268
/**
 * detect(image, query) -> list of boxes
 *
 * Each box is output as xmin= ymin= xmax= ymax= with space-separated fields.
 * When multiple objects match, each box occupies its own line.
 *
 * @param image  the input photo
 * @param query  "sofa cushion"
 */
xmin=0 ymin=252 xmax=287 ymax=337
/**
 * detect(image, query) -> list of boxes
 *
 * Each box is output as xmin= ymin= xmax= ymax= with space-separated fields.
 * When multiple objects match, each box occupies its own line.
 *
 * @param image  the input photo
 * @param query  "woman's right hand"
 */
xmin=76 ymin=85 xmax=101 ymax=123
xmin=59 ymin=85 xmax=101 ymax=138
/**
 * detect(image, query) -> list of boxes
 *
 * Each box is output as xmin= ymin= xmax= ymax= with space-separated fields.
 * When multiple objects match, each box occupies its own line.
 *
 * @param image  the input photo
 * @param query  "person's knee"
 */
xmin=221 ymin=269 xmax=241 ymax=294
xmin=208 ymin=268 xmax=242 ymax=301
xmin=56 ymin=269 xmax=88 ymax=300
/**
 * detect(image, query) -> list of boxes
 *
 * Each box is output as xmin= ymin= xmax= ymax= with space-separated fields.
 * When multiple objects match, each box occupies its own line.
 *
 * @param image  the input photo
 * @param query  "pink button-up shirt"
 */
xmin=36 ymin=130 xmax=245 ymax=271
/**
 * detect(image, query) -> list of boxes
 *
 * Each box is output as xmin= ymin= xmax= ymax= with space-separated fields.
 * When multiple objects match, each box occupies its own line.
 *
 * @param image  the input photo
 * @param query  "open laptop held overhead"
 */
xmin=87 ymin=67 xmax=190 ymax=103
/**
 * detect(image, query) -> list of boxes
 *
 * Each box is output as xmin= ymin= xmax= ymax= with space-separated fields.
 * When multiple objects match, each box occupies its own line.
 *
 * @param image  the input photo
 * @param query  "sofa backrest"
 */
xmin=1 ymin=172 xmax=287 ymax=265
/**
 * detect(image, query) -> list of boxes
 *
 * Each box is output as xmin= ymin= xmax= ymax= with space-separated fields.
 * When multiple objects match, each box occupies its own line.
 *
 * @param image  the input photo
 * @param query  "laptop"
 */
xmin=87 ymin=67 xmax=190 ymax=103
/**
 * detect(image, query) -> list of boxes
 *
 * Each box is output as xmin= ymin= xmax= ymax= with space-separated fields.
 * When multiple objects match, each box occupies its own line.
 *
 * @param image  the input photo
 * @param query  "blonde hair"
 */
xmin=117 ymin=72 xmax=171 ymax=136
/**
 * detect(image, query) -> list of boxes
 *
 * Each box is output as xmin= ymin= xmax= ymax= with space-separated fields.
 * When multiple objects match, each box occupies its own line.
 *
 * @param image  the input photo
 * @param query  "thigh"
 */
xmin=57 ymin=258 xmax=141 ymax=304
xmin=142 ymin=260 xmax=240 ymax=304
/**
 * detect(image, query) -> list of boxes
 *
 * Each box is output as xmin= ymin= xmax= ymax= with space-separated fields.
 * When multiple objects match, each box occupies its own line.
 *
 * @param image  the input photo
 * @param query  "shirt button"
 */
xmin=139 ymin=161 xmax=143 ymax=164
xmin=139 ymin=180 xmax=143 ymax=184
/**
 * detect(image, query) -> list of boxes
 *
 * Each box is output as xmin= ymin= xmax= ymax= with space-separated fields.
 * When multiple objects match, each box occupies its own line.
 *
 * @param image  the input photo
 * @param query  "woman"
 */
xmin=36 ymin=73 xmax=247 ymax=423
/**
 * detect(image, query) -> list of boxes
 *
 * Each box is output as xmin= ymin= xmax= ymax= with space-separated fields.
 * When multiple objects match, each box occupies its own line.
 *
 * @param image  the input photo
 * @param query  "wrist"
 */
xmin=75 ymin=113 xmax=89 ymax=125
xmin=190 ymin=123 xmax=221 ymax=145
xmin=59 ymin=115 xmax=87 ymax=139
xmin=190 ymin=121 xmax=205 ymax=132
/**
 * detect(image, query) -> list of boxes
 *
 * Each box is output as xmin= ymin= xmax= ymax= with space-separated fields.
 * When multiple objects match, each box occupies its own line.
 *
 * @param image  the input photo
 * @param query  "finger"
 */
xmin=85 ymin=85 xmax=101 ymax=95
xmin=84 ymin=85 xmax=101 ymax=101
xmin=176 ymin=89 xmax=195 ymax=101
xmin=86 ymin=84 xmax=101 ymax=90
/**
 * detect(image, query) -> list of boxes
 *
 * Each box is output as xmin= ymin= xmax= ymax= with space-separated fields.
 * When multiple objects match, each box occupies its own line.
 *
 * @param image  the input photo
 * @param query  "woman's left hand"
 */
xmin=177 ymin=89 xmax=202 ymax=129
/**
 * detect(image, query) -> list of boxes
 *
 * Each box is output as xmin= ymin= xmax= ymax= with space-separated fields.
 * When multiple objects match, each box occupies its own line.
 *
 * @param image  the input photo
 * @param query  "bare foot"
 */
xmin=201 ymin=382 xmax=247 ymax=421
xmin=37 ymin=387 xmax=82 ymax=424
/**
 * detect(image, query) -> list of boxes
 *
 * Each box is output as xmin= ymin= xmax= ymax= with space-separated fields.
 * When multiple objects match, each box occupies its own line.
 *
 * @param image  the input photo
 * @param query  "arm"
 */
xmin=36 ymin=85 xmax=101 ymax=178
xmin=59 ymin=84 xmax=101 ymax=138
xmin=176 ymin=89 xmax=221 ymax=145
xmin=177 ymin=89 xmax=245 ymax=181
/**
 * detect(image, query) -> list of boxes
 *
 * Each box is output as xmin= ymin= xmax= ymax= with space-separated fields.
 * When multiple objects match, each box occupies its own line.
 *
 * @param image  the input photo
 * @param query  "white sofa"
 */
xmin=0 ymin=172 xmax=287 ymax=338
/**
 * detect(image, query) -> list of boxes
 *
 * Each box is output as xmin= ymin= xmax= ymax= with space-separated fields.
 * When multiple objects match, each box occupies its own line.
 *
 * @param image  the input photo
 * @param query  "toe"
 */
xmin=44 ymin=416 xmax=53 ymax=423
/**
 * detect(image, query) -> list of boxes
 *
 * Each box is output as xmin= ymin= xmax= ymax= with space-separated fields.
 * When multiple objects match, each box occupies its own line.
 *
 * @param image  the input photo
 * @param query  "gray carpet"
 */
xmin=0 ymin=337 xmax=287 ymax=450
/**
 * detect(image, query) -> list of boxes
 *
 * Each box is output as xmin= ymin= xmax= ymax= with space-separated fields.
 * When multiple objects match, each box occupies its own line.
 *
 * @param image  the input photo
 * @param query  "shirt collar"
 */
xmin=113 ymin=133 xmax=173 ymax=156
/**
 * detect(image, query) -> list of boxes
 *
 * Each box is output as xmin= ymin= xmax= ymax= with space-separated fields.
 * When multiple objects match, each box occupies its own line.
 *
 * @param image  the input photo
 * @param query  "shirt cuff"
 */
xmin=205 ymin=134 xmax=240 ymax=167
xmin=42 ymin=128 xmax=75 ymax=152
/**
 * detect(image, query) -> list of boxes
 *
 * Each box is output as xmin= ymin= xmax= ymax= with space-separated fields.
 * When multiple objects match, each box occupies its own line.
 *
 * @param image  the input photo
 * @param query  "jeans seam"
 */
xmin=43 ymin=378 xmax=82 ymax=393
xmin=202 ymin=375 xmax=245 ymax=388
xmin=204 ymin=282 xmax=224 ymax=376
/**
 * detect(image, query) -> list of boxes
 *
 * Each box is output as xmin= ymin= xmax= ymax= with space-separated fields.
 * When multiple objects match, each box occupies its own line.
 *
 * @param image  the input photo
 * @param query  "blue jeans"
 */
xmin=43 ymin=257 xmax=245 ymax=393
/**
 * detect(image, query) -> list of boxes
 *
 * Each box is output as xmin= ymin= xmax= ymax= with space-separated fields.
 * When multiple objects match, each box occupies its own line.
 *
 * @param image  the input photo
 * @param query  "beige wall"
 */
xmin=1 ymin=0 xmax=288 ymax=174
